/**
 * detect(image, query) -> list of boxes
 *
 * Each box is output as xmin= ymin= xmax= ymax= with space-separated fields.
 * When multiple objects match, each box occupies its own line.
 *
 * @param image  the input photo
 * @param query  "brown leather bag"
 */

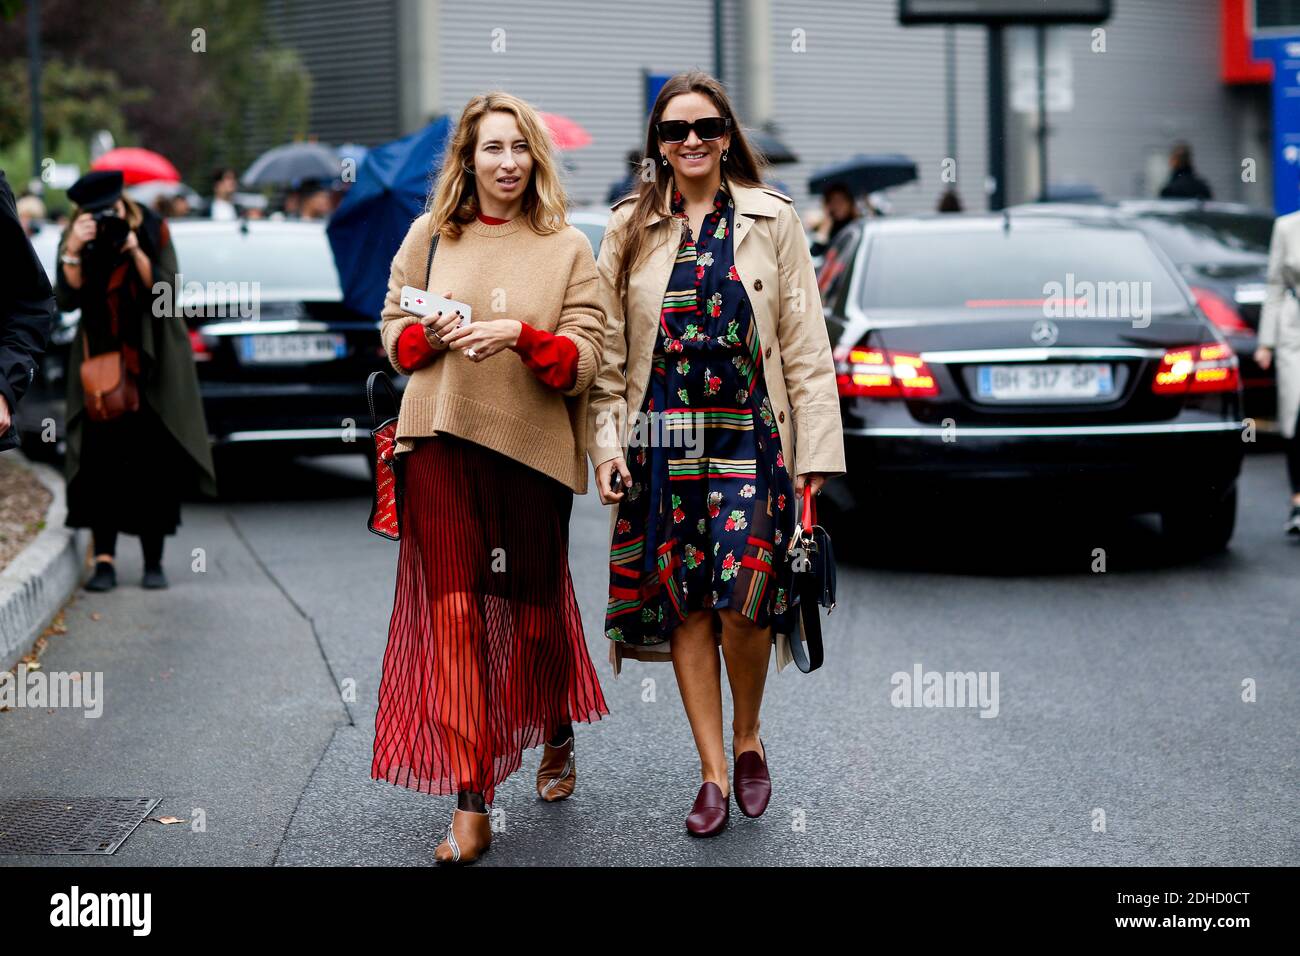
xmin=80 ymin=330 xmax=139 ymax=422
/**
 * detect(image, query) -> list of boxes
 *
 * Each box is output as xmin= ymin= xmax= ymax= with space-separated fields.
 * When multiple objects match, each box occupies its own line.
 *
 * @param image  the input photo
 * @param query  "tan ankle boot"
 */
xmin=536 ymin=736 xmax=576 ymax=801
xmin=434 ymin=809 xmax=492 ymax=864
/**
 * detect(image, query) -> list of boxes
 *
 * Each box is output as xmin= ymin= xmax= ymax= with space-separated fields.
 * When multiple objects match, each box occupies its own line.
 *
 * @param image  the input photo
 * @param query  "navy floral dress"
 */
xmin=605 ymin=183 xmax=798 ymax=648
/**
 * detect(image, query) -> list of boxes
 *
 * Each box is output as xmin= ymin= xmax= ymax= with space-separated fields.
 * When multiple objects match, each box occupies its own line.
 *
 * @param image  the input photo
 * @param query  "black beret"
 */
xmin=67 ymin=169 xmax=124 ymax=212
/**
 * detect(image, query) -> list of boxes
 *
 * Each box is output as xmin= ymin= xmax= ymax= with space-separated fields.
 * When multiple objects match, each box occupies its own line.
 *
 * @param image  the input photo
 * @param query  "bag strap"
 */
xmin=787 ymin=581 xmax=824 ymax=673
xmin=424 ymin=227 xmax=440 ymax=289
xmin=366 ymin=370 xmax=401 ymax=429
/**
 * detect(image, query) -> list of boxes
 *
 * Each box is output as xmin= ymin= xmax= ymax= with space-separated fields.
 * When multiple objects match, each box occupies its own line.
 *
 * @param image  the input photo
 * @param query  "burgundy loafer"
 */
xmin=685 ymin=782 xmax=730 ymax=837
xmin=734 ymin=738 xmax=771 ymax=818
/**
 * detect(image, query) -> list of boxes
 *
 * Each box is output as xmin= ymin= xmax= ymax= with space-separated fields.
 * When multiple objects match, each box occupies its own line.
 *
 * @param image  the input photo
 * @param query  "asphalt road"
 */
xmin=1 ymin=447 xmax=1296 ymax=866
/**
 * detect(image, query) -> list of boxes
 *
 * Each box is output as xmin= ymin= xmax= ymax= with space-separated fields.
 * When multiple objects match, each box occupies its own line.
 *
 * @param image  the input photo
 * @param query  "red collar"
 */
xmin=476 ymin=212 xmax=511 ymax=225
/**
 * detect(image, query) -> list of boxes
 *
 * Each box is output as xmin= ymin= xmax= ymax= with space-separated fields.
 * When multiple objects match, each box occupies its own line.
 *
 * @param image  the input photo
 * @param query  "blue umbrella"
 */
xmin=808 ymin=154 xmax=917 ymax=196
xmin=327 ymin=117 xmax=452 ymax=319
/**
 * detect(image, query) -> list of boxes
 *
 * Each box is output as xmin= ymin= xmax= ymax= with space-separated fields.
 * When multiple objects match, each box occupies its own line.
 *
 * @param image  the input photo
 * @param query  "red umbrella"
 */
xmin=91 ymin=147 xmax=181 ymax=186
xmin=540 ymin=112 xmax=592 ymax=150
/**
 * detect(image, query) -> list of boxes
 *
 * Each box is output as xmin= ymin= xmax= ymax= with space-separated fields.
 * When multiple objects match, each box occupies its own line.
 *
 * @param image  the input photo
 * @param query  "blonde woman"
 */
xmin=589 ymin=71 xmax=845 ymax=837
xmin=371 ymin=92 xmax=609 ymax=864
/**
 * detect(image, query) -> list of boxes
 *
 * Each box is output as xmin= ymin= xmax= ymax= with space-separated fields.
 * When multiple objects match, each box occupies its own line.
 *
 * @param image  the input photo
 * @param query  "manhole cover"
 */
xmin=0 ymin=798 xmax=161 ymax=855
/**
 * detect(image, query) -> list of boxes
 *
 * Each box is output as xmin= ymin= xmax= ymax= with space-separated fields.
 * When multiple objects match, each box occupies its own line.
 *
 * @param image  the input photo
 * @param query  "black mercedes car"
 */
xmin=19 ymin=218 xmax=388 ymax=469
xmin=816 ymin=213 xmax=1245 ymax=554
xmin=1008 ymin=200 xmax=1275 ymax=430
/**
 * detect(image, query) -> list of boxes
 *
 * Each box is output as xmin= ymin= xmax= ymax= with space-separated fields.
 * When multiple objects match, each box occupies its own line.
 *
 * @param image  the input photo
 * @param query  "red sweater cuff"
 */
xmin=397 ymin=321 xmax=439 ymax=371
xmin=512 ymin=321 xmax=578 ymax=391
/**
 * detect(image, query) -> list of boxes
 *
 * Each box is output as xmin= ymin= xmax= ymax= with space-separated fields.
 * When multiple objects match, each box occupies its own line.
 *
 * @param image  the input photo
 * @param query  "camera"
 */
xmin=87 ymin=210 xmax=130 ymax=256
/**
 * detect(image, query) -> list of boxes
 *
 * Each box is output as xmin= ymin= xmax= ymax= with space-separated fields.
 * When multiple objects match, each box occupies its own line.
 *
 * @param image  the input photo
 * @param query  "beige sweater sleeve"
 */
xmin=554 ymin=229 xmax=607 ymax=397
xmin=380 ymin=214 xmax=446 ymax=375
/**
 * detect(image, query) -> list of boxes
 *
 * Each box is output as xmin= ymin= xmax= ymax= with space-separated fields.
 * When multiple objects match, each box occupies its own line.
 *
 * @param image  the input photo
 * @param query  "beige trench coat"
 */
xmin=587 ymin=177 xmax=847 ymax=675
xmin=1259 ymin=209 xmax=1300 ymax=441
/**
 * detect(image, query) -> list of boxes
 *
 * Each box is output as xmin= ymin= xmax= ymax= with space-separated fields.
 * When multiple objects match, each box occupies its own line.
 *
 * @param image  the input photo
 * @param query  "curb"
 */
xmin=0 ymin=452 xmax=86 ymax=671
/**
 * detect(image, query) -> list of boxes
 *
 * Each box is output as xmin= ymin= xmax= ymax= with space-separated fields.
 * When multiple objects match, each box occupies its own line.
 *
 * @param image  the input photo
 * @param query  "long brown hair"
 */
xmin=610 ymin=71 xmax=766 ymax=297
xmin=425 ymin=91 xmax=567 ymax=240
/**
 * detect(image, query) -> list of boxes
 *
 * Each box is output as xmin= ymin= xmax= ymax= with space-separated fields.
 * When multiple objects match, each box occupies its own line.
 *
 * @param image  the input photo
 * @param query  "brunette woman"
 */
xmin=372 ymin=92 xmax=609 ymax=864
xmin=589 ymin=71 xmax=845 ymax=837
xmin=56 ymin=170 xmax=216 ymax=591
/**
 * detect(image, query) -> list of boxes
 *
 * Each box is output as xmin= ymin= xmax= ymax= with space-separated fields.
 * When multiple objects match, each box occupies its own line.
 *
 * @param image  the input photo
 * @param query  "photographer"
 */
xmin=56 ymin=170 xmax=216 ymax=592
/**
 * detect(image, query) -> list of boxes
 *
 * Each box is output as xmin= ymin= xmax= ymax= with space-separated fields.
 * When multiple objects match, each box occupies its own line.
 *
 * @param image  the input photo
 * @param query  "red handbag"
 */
xmin=366 ymin=370 xmax=404 ymax=540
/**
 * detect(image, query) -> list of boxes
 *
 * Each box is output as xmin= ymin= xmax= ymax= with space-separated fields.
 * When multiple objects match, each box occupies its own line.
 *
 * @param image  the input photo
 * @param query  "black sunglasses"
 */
xmin=656 ymin=116 xmax=731 ymax=144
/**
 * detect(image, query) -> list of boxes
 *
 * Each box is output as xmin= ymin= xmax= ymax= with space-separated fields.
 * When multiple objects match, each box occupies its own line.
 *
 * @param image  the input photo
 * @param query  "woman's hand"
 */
xmin=596 ymin=456 xmax=631 ymax=505
xmin=123 ymin=228 xmax=151 ymax=285
xmin=793 ymin=472 xmax=827 ymax=497
xmin=419 ymin=290 xmax=464 ymax=347
xmin=65 ymin=213 xmax=96 ymax=255
xmin=1255 ymin=346 xmax=1273 ymax=371
xmin=442 ymin=318 xmax=522 ymax=362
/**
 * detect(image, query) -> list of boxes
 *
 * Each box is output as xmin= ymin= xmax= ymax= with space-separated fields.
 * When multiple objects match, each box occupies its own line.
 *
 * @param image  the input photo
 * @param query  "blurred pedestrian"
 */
xmin=937 ymin=188 xmax=964 ymax=212
xmin=371 ymin=91 xmax=609 ymax=864
xmin=0 ymin=171 xmax=55 ymax=454
xmin=809 ymin=181 xmax=860 ymax=257
xmin=1159 ymin=141 xmax=1212 ymax=200
xmin=298 ymin=181 xmax=332 ymax=220
xmin=16 ymin=194 xmax=46 ymax=237
xmin=1256 ymin=209 xmax=1300 ymax=535
xmin=590 ymin=70 xmax=845 ymax=838
xmin=607 ymin=148 xmax=646 ymax=204
xmin=55 ymin=170 xmax=216 ymax=590
xmin=209 ymin=167 xmax=239 ymax=220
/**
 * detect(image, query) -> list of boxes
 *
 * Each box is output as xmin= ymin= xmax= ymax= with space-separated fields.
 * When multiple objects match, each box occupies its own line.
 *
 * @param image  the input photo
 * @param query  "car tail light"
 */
xmin=834 ymin=345 xmax=939 ymax=398
xmin=188 ymin=329 xmax=213 ymax=362
xmin=1190 ymin=286 xmax=1251 ymax=334
xmin=1151 ymin=342 xmax=1239 ymax=394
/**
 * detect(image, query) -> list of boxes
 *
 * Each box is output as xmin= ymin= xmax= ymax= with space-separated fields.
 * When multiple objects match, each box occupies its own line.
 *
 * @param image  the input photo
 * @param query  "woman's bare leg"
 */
xmin=670 ymin=608 xmax=729 ymax=797
xmin=718 ymin=608 xmax=771 ymax=761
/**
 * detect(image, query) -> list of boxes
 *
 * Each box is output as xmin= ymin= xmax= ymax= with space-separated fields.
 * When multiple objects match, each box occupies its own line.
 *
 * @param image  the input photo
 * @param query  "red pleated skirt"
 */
xmin=371 ymin=432 xmax=609 ymax=804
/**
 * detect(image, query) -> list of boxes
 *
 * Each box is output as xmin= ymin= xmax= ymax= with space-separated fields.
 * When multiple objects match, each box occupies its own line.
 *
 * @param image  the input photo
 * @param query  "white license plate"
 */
xmin=976 ymin=363 xmax=1114 ymax=400
xmin=239 ymin=334 xmax=345 ymax=364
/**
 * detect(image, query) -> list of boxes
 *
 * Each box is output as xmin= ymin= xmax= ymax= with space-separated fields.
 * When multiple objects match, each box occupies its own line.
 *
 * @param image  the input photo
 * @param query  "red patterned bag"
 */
xmin=366 ymin=370 xmax=404 ymax=540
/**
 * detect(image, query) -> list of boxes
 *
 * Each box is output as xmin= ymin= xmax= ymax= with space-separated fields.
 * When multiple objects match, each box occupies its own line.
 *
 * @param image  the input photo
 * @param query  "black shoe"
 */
xmin=141 ymin=565 xmax=169 ymax=589
xmin=84 ymin=560 xmax=117 ymax=592
xmin=1286 ymin=505 xmax=1300 ymax=537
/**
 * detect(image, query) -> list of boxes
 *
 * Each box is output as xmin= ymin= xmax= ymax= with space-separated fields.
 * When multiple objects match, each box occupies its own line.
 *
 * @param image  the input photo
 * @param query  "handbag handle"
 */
xmin=800 ymin=484 xmax=817 ymax=534
xmin=366 ymin=370 xmax=401 ymax=430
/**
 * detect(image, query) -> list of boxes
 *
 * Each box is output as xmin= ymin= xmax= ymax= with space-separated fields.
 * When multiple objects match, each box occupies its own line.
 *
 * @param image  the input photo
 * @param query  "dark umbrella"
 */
xmin=326 ymin=117 xmax=452 ymax=319
xmin=808 ymin=154 xmax=918 ymax=196
xmin=242 ymin=142 xmax=342 ymax=188
xmin=749 ymin=130 xmax=798 ymax=165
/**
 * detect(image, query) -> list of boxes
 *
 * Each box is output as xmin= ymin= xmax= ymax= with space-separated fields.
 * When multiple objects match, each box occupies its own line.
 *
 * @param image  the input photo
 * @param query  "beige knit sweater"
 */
xmin=380 ymin=213 xmax=605 ymax=494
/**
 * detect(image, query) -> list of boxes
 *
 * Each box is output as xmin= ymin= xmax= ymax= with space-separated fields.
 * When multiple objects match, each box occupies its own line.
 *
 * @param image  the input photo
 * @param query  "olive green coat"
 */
xmin=55 ymin=211 xmax=217 ymax=498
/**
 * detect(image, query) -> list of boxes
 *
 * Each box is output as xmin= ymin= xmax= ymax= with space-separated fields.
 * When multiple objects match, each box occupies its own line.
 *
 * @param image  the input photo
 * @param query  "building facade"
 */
xmin=262 ymin=0 xmax=1270 ymax=212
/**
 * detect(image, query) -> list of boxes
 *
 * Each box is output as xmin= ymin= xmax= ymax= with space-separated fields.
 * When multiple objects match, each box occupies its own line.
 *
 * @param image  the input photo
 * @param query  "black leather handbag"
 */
xmin=785 ymin=485 xmax=837 ymax=673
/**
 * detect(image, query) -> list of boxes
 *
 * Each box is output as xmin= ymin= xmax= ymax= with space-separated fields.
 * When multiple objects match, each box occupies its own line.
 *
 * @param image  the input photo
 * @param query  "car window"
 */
xmin=1132 ymin=212 xmax=1272 ymax=266
xmin=817 ymin=222 xmax=861 ymax=315
xmin=169 ymin=225 xmax=343 ymax=302
xmin=858 ymin=227 xmax=1189 ymax=314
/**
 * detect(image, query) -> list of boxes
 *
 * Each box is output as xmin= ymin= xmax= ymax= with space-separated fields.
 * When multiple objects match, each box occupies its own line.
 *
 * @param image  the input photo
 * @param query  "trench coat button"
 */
xmin=778 ymin=410 xmax=785 ymax=423
xmin=765 ymin=346 xmax=772 ymax=358
xmin=753 ymin=279 xmax=763 ymax=291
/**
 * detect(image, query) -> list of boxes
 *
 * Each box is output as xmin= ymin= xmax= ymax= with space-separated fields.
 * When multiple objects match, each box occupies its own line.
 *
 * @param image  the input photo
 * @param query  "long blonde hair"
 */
xmin=425 ymin=91 xmax=567 ymax=240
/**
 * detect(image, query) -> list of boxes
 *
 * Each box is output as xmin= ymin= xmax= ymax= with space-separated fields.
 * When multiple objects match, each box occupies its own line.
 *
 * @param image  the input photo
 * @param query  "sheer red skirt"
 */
xmin=371 ymin=433 xmax=608 ymax=804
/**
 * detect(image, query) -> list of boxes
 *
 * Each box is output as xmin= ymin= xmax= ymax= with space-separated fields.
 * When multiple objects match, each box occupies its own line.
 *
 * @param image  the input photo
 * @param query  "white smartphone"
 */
xmin=400 ymin=286 xmax=472 ymax=328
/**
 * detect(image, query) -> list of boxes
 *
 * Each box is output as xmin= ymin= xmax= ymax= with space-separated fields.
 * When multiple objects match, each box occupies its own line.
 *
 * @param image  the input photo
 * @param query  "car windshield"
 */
xmin=1131 ymin=212 xmax=1273 ymax=266
xmin=169 ymin=225 xmax=343 ymax=303
xmin=858 ymin=226 xmax=1189 ymax=315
